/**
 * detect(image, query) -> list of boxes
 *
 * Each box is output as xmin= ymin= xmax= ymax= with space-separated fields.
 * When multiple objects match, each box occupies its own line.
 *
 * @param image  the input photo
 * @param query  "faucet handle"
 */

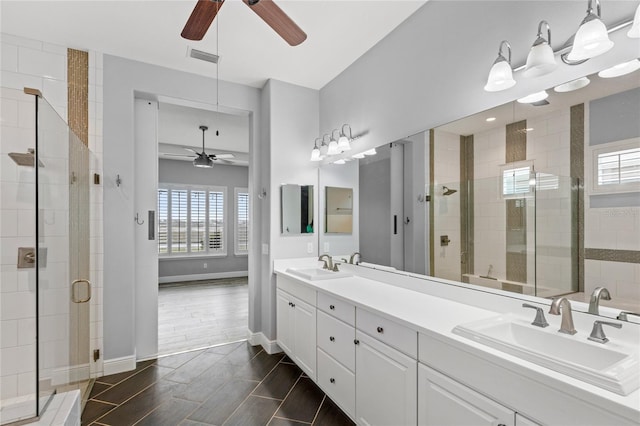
xmin=332 ymin=263 xmax=340 ymax=272
xmin=588 ymin=320 xmax=622 ymax=344
xmin=522 ymin=303 xmax=549 ymax=328
xmin=617 ymin=311 xmax=640 ymax=322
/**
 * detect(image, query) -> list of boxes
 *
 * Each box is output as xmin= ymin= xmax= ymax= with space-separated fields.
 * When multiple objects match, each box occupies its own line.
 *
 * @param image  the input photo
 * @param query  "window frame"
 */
xmin=500 ymin=160 xmax=534 ymax=199
xmin=157 ymin=183 xmax=227 ymax=258
xmin=234 ymin=187 xmax=249 ymax=256
xmin=591 ymin=138 xmax=640 ymax=195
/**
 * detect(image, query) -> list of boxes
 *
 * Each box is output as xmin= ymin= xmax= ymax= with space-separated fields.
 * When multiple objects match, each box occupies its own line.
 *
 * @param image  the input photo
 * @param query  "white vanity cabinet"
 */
xmin=418 ymin=364 xmax=515 ymax=426
xmin=355 ymin=309 xmax=418 ymax=426
xmin=275 ymin=279 xmax=317 ymax=381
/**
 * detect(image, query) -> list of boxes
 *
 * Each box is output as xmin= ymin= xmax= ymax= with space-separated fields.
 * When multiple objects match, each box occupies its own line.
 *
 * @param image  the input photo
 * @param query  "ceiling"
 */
xmin=0 ymin=0 xmax=427 ymax=90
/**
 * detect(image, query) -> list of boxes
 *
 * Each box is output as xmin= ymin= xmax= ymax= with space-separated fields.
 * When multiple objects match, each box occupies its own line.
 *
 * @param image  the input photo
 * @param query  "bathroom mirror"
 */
xmin=325 ymin=187 xmax=353 ymax=233
xmin=319 ymin=65 xmax=640 ymax=318
xmin=280 ymin=184 xmax=314 ymax=235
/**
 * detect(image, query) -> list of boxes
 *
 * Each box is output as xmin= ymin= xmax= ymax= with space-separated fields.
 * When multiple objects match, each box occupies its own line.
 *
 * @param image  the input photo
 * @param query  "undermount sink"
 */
xmin=453 ymin=315 xmax=640 ymax=396
xmin=286 ymin=267 xmax=352 ymax=281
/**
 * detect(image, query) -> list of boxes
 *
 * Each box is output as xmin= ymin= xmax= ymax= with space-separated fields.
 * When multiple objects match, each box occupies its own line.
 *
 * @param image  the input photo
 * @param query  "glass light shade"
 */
xmin=319 ymin=143 xmax=328 ymax=156
xmin=193 ymin=155 xmax=213 ymax=168
xmin=310 ymin=147 xmax=322 ymax=161
xmin=484 ymin=59 xmax=516 ymax=92
xmin=337 ymin=135 xmax=351 ymax=151
xmin=517 ymin=90 xmax=549 ymax=104
xmin=628 ymin=4 xmax=640 ymax=38
xmin=334 ymin=159 xmax=346 ymax=165
xmin=363 ymin=148 xmax=377 ymax=156
xmin=524 ymin=42 xmax=557 ymax=78
xmin=327 ymin=140 xmax=340 ymax=156
xmin=554 ymin=77 xmax=590 ymax=92
xmin=352 ymin=152 xmax=366 ymax=159
xmin=567 ymin=16 xmax=614 ymax=61
xmin=598 ymin=59 xmax=640 ymax=78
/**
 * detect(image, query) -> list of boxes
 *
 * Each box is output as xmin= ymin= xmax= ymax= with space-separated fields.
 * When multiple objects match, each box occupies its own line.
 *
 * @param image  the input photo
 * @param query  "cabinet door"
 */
xmin=276 ymin=290 xmax=293 ymax=355
xmin=355 ymin=331 xmax=417 ymax=426
xmin=418 ymin=364 xmax=514 ymax=426
xmin=293 ymin=296 xmax=317 ymax=381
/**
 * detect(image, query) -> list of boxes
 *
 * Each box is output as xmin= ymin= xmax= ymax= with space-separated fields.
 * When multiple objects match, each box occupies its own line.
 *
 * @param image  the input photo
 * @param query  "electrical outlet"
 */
xmin=324 ymin=242 xmax=330 ymax=253
xmin=203 ymin=262 xmax=207 ymax=268
xmin=307 ymin=242 xmax=313 ymax=253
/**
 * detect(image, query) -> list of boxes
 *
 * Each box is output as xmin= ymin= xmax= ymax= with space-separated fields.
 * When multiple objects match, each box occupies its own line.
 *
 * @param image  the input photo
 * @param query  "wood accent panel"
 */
xmin=67 ymin=48 xmax=89 ymax=146
xmin=505 ymin=120 xmax=527 ymax=284
xmin=429 ymin=129 xmax=435 ymax=276
xmin=570 ymin=104 xmax=585 ymax=291
xmin=585 ymin=248 xmax=640 ymax=264
xmin=460 ymin=135 xmax=474 ymax=276
xmin=505 ymin=120 xmax=527 ymax=163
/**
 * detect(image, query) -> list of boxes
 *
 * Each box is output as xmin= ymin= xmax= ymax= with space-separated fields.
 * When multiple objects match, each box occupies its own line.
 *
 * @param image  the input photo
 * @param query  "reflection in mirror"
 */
xmin=281 ymin=184 xmax=314 ymax=235
xmin=319 ymin=65 xmax=640 ymax=319
xmin=325 ymin=186 xmax=353 ymax=233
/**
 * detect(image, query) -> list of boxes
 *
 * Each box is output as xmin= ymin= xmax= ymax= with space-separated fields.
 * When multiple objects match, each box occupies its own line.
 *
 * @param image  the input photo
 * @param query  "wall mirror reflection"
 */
xmin=325 ymin=186 xmax=353 ymax=233
xmin=281 ymin=184 xmax=314 ymax=234
xmin=319 ymin=65 xmax=640 ymax=318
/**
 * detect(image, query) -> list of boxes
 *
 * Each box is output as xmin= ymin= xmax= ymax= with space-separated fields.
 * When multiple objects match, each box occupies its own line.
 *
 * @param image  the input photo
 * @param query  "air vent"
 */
xmin=188 ymin=48 xmax=220 ymax=64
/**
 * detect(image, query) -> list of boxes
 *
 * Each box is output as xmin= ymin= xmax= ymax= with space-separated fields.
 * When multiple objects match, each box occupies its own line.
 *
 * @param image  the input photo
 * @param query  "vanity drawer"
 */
xmin=317 ymin=348 xmax=355 ymax=419
xmin=317 ymin=311 xmax=356 ymax=371
xmin=356 ymin=308 xmax=417 ymax=358
xmin=318 ymin=292 xmax=355 ymax=326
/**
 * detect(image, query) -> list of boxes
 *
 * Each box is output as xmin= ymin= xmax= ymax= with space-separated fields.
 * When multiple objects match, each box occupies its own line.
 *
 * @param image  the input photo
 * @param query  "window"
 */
xmin=235 ymin=188 xmax=249 ymax=255
xmin=501 ymin=163 xmax=533 ymax=197
xmin=157 ymin=185 xmax=226 ymax=256
xmin=592 ymin=138 xmax=640 ymax=194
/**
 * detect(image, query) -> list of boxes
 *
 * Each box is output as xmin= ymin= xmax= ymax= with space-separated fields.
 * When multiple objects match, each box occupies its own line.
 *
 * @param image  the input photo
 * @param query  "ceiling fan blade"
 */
xmin=210 ymin=153 xmax=235 ymax=159
xmin=242 ymin=0 xmax=307 ymax=46
xmin=184 ymin=147 xmax=200 ymax=154
xmin=181 ymin=0 xmax=225 ymax=41
xmin=162 ymin=153 xmax=196 ymax=158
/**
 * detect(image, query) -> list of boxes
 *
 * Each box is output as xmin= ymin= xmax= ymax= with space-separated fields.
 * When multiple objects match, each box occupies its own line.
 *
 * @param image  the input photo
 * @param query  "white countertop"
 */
xmin=274 ymin=259 xmax=640 ymax=422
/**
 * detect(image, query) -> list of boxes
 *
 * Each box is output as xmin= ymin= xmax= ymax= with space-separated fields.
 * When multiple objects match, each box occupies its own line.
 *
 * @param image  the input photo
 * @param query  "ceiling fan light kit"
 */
xmin=484 ymin=0 xmax=637 ymax=93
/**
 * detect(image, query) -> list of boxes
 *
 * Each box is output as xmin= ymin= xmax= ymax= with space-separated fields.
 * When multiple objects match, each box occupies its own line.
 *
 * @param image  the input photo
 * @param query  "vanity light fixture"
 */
xmin=310 ymin=138 xmax=322 ymax=162
xmin=486 ymin=117 xmax=497 ymax=122
xmin=337 ymin=124 xmax=353 ymax=151
xmin=327 ymin=132 xmax=340 ymax=156
xmin=524 ymin=21 xmax=557 ymax=78
xmin=484 ymin=40 xmax=516 ymax=92
xmin=352 ymin=152 xmax=366 ymax=159
xmin=363 ymin=148 xmax=377 ymax=156
xmin=554 ymin=76 xmax=591 ymax=92
xmin=567 ymin=0 xmax=614 ymax=62
xmin=598 ymin=59 xmax=640 ymax=78
xmin=629 ymin=3 xmax=640 ymax=38
xmin=517 ymin=90 xmax=549 ymax=104
xmin=334 ymin=159 xmax=346 ymax=165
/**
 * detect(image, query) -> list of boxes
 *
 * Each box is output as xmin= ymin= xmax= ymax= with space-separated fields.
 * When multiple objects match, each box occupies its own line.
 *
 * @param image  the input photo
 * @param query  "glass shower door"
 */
xmin=36 ymin=95 xmax=90 ymax=415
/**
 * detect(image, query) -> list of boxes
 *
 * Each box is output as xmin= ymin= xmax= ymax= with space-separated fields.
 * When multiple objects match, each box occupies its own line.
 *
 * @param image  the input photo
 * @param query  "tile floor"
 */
xmin=158 ymin=278 xmax=249 ymax=356
xmin=82 ymin=341 xmax=354 ymax=426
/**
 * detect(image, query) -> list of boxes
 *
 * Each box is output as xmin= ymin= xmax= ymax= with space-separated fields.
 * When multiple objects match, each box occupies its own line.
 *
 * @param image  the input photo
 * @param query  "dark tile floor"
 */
xmin=83 ymin=341 xmax=354 ymax=426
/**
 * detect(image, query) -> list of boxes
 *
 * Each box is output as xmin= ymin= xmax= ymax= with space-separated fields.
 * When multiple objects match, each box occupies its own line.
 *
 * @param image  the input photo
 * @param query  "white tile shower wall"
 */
xmin=0 ymin=87 xmax=38 ymax=422
xmin=432 ymin=129 xmax=461 ymax=281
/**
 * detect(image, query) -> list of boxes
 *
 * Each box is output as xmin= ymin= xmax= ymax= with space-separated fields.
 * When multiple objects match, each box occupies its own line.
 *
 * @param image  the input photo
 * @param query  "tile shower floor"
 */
xmin=158 ymin=278 xmax=249 ymax=356
xmin=82 ymin=341 xmax=354 ymax=426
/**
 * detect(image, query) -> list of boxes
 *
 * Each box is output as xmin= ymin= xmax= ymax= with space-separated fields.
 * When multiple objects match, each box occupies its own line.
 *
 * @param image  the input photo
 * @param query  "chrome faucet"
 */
xmin=549 ymin=297 xmax=577 ymax=335
xmin=349 ymin=252 xmax=361 ymax=265
xmin=522 ymin=303 xmax=549 ymax=328
xmin=318 ymin=254 xmax=333 ymax=271
xmin=588 ymin=320 xmax=622 ymax=344
xmin=588 ymin=287 xmax=611 ymax=315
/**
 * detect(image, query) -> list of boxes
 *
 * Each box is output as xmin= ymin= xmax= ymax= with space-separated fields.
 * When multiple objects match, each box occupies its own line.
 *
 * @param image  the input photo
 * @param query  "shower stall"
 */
xmin=432 ymin=172 xmax=578 ymax=299
xmin=1 ymin=87 xmax=92 ymax=424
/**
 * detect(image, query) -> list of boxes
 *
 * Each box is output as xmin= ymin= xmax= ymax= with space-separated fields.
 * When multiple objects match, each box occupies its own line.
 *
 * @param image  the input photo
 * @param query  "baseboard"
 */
xmin=103 ymin=355 xmax=136 ymax=376
xmin=247 ymin=330 xmax=282 ymax=355
xmin=51 ymin=363 xmax=91 ymax=386
xmin=159 ymin=271 xmax=248 ymax=284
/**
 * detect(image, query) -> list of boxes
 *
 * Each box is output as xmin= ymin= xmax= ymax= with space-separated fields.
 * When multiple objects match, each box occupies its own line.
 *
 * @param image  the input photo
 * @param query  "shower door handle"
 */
xmin=71 ymin=279 xmax=92 ymax=303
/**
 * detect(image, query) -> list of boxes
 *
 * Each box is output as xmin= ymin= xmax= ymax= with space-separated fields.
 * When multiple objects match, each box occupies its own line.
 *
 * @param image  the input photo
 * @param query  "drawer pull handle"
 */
xmin=330 ymin=378 xmax=335 ymax=384
xmin=377 ymin=326 xmax=384 ymax=333
xmin=329 ymin=304 xmax=335 ymax=310
xmin=354 ymin=339 xmax=360 ymax=345
xmin=329 ymin=336 xmax=335 ymax=342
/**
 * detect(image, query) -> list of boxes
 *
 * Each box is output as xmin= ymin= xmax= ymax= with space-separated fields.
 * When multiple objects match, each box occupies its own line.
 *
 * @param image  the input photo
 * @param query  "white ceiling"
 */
xmin=0 ymin=0 xmax=427 ymax=90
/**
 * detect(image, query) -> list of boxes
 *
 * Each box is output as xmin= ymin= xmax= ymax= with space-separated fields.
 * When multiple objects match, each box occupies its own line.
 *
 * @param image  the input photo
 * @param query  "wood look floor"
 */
xmin=158 ymin=278 xmax=249 ymax=356
xmin=82 ymin=342 xmax=354 ymax=426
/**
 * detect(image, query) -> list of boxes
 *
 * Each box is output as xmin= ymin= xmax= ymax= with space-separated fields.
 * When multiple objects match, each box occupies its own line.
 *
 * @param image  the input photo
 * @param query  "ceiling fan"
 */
xmin=181 ymin=0 xmax=307 ymax=46
xmin=161 ymin=125 xmax=236 ymax=168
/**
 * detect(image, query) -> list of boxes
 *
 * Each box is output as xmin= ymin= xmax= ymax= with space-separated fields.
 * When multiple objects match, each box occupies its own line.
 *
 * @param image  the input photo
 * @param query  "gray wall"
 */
xmin=103 ymin=55 xmax=263 ymax=361
xmin=359 ymin=156 xmax=391 ymax=266
xmin=158 ymin=159 xmax=249 ymax=280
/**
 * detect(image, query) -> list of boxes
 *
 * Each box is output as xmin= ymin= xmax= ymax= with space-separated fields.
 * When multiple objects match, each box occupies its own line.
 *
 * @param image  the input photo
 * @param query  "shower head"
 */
xmin=442 ymin=186 xmax=457 ymax=196
xmin=8 ymin=149 xmax=44 ymax=168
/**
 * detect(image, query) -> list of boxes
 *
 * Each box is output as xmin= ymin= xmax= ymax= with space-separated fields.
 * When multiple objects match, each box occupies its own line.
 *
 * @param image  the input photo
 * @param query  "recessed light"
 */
xmin=486 ymin=117 xmax=497 ymax=122
xmin=517 ymin=91 xmax=548 ymax=104
xmin=554 ymin=77 xmax=590 ymax=93
xmin=598 ymin=59 xmax=640 ymax=78
xmin=525 ymin=128 xmax=534 ymax=132
xmin=352 ymin=153 xmax=366 ymax=159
